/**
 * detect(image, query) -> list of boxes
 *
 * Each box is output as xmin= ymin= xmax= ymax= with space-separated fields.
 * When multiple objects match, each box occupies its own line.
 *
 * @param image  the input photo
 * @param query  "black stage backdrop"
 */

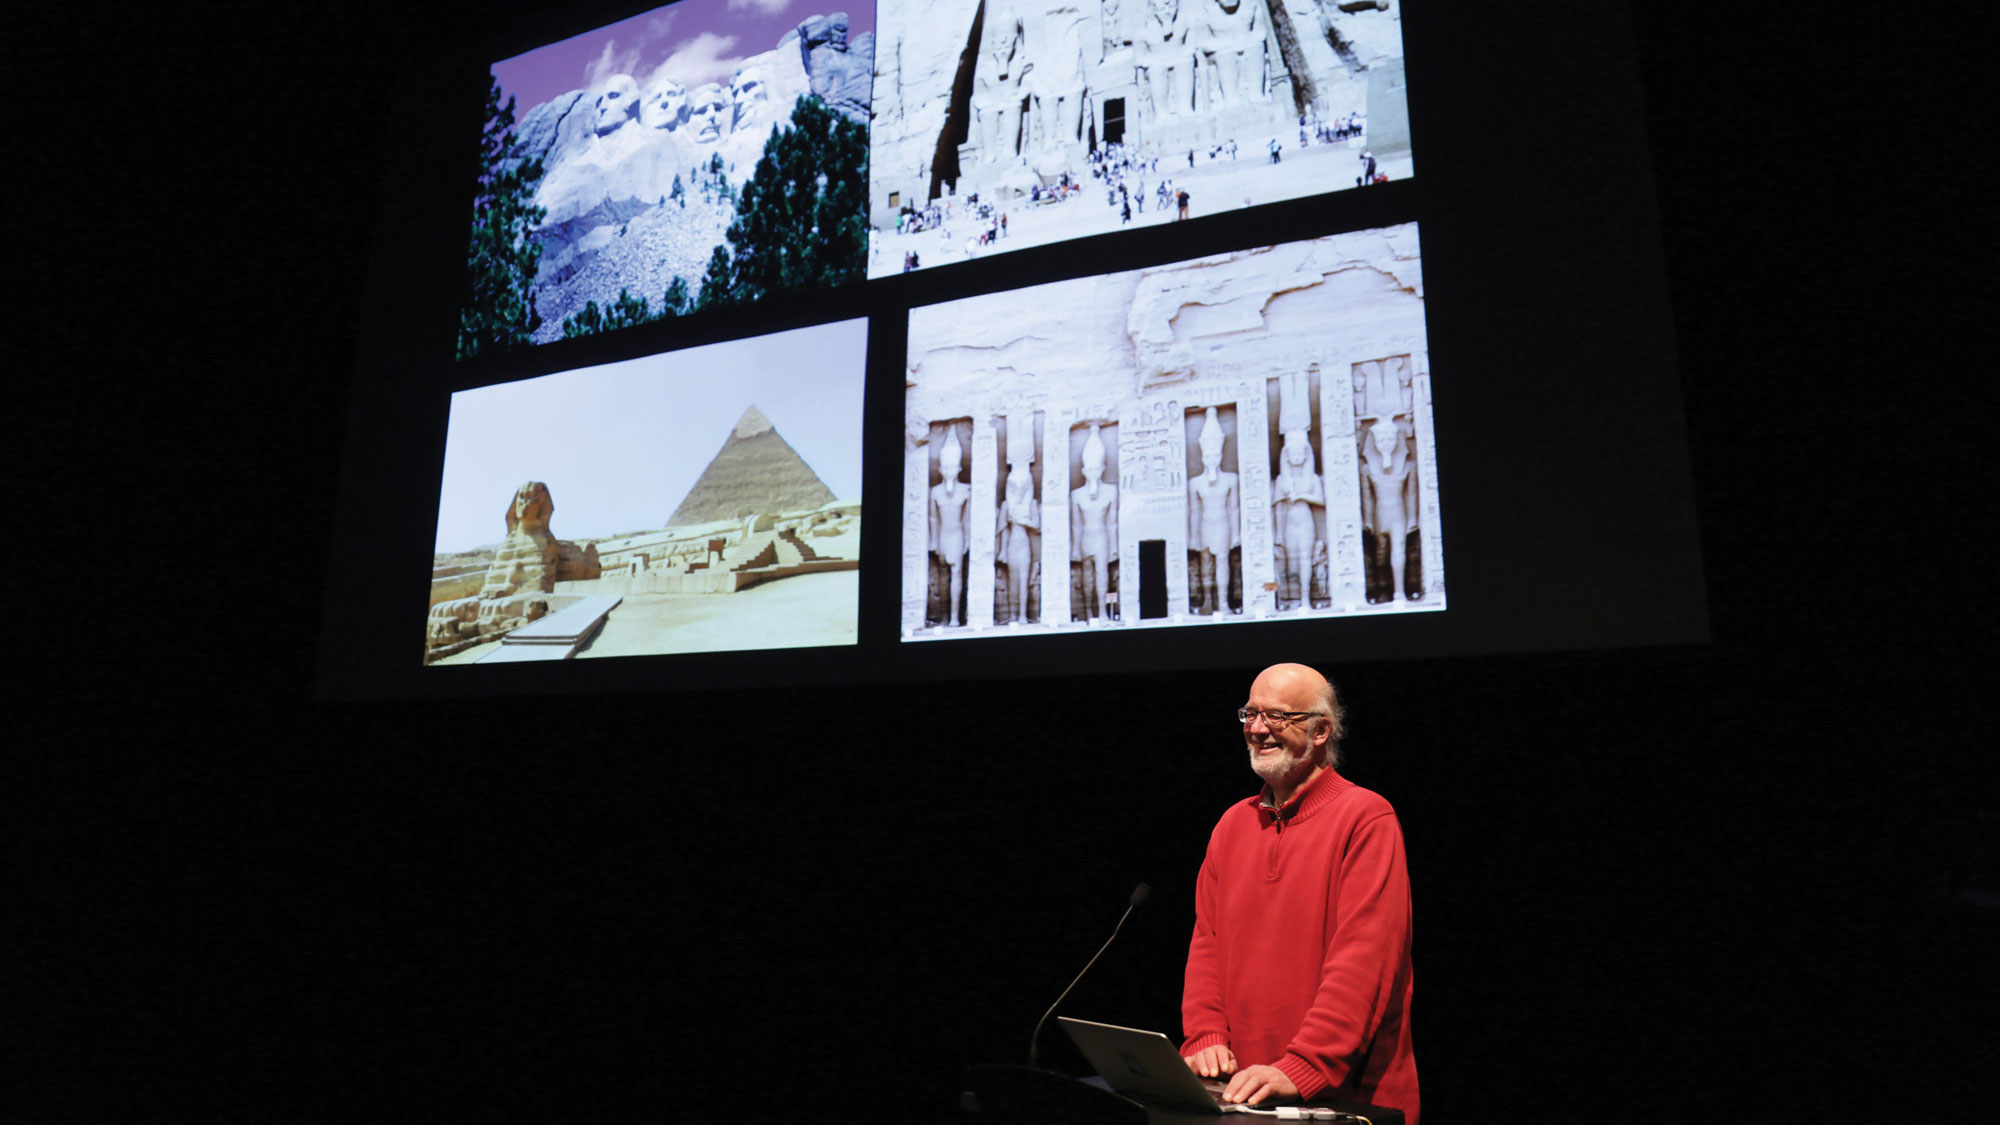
xmin=15 ymin=2 xmax=1989 ymax=1120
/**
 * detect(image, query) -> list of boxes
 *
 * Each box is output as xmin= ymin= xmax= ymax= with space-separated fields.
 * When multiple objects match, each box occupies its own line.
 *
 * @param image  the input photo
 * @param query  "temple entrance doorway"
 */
xmin=1138 ymin=539 xmax=1167 ymax=619
xmin=1103 ymin=98 xmax=1126 ymax=146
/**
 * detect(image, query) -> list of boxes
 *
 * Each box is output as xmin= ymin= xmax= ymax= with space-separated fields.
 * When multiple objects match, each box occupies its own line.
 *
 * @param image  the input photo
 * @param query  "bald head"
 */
xmin=1247 ymin=663 xmax=1344 ymax=767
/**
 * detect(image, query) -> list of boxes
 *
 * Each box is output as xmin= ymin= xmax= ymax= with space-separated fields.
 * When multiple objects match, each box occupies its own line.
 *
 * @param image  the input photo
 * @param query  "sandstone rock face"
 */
xmin=425 ymin=481 xmax=594 ymax=658
xmin=478 ymin=480 xmax=563 ymax=600
xmin=1309 ymin=0 xmax=1402 ymax=71
xmin=800 ymin=14 xmax=876 ymax=122
xmin=556 ymin=540 xmax=601 ymax=582
xmin=869 ymin=0 xmax=984 ymax=209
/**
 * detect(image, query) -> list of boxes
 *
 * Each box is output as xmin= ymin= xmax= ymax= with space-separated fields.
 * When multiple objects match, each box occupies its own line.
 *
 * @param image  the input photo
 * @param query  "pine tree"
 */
xmin=662 ymin=277 xmax=691 ymax=316
xmin=608 ymin=288 xmax=650 ymax=328
xmin=715 ymin=96 xmax=869 ymax=306
xmin=562 ymin=300 xmax=605 ymax=339
xmin=458 ymin=78 xmax=548 ymax=360
xmin=695 ymin=245 xmax=736 ymax=311
xmin=562 ymin=288 xmax=654 ymax=338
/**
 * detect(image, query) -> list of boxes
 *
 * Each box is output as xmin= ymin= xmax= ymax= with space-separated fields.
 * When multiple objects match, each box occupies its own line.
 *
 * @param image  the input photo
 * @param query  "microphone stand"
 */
xmin=1027 ymin=882 xmax=1150 ymax=1070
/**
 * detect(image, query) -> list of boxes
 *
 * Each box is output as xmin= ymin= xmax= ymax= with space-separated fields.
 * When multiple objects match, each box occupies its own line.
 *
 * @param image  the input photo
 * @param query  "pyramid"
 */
xmin=665 ymin=405 xmax=837 ymax=526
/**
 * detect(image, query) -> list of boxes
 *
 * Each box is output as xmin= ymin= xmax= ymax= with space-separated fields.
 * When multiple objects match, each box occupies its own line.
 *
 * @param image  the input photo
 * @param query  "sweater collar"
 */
xmin=1255 ymin=766 xmax=1350 ymax=829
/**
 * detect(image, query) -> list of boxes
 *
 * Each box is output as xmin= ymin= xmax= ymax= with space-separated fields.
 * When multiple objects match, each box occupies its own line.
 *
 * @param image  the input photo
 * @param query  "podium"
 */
xmin=961 ymin=1066 xmax=1147 ymax=1124
xmin=960 ymin=1064 xmax=1405 ymax=1124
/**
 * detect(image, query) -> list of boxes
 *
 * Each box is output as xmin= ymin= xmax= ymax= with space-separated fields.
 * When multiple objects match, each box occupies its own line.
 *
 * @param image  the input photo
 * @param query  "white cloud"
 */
xmin=644 ymin=31 xmax=746 ymax=90
xmin=634 ymin=11 xmax=680 ymax=55
xmin=729 ymin=0 xmax=794 ymax=14
xmin=582 ymin=39 xmax=643 ymax=93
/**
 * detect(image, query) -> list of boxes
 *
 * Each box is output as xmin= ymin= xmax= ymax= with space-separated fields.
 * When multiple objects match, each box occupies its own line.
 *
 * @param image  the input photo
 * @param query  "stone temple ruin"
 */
xmin=870 ymin=0 xmax=1408 ymax=226
xmin=902 ymin=222 xmax=1440 ymax=639
xmin=425 ymin=406 xmax=858 ymax=663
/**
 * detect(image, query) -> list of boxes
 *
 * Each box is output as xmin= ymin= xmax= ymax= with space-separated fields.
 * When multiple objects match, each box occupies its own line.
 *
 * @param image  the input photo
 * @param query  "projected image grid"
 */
xmin=426 ymin=319 xmax=868 ymax=665
xmin=438 ymin=0 xmax=1434 ymax=667
xmin=902 ymin=223 xmax=1439 ymax=641
xmin=460 ymin=2 xmax=877 ymax=360
xmin=868 ymin=0 xmax=1409 ymax=276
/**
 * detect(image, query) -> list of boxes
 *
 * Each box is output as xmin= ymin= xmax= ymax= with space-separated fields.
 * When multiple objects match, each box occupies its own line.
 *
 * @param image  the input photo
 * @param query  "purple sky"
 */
xmin=492 ymin=0 xmax=876 ymax=116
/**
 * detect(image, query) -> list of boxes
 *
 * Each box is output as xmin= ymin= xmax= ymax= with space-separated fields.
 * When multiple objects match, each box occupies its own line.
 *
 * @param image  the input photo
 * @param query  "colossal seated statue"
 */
xmin=1192 ymin=0 xmax=1264 ymax=111
xmin=1135 ymin=0 xmax=1191 ymax=126
xmin=975 ymin=7 xmax=1029 ymax=164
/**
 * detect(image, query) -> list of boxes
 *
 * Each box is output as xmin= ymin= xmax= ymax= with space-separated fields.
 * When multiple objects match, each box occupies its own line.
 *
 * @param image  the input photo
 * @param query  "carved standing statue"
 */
xmin=1071 ymin=424 xmax=1119 ymax=622
xmin=1359 ymin=417 xmax=1416 ymax=604
xmin=1187 ymin=406 xmax=1240 ymax=615
xmin=929 ymin=427 xmax=972 ymax=625
xmin=997 ymin=415 xmax=1040 ymax=623
xmin=1270 ymin=371 xmax=1323 ymax=610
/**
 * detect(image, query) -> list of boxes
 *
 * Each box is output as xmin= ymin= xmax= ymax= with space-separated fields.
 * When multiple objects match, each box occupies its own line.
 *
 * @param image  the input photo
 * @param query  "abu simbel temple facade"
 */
xmin=902 ymin=222 xmax=1441 ymax=640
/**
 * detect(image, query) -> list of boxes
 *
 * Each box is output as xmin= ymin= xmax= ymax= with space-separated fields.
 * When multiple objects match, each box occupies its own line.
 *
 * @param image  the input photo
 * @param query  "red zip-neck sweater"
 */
xmin=1181 ymin=767 xmax=1419 ymax=1121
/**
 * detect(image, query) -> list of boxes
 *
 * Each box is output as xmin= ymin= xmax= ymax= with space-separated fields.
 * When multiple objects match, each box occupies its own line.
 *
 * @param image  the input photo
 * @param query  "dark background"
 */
xmin=15 ymin=1 xmax=1988 ymax=1119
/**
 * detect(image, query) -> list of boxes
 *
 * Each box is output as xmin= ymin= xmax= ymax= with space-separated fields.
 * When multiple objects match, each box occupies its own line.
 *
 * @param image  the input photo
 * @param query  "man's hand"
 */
xmin=1220 ymin=1064 xmax=1299 ymax=1106
xmin=1182 ymin=1044 xmax=1237 ymax=1079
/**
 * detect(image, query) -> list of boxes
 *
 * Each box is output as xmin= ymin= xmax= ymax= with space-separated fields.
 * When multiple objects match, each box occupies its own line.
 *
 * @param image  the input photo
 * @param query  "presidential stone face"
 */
xmin=641 ymin=77 xmax=689 ymax=130
xmin=687 ymin=83 xmax=730 ymax=144
xmin=730 ymin=65 xmax=772 ymax=133
xmin=594 ymin=74 xmax=640 ymax=135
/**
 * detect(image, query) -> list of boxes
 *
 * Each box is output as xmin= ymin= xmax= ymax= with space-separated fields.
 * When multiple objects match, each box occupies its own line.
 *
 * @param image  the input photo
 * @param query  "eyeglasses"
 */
xmin=1237 ymin=708 xmax=1323 ymax=729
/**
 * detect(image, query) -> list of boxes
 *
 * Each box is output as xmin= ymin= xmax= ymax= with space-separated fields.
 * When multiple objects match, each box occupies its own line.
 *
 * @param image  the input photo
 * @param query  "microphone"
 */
xmin=1027 ymin=882 xmax=1151 ymax=1069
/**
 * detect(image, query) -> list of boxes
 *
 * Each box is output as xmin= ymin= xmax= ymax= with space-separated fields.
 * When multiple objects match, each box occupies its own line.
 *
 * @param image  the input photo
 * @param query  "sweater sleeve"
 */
xmin=1272 ymin=809 xmax=1414 ymax=1100
xmin=1179 ymin=838 xmax=1230 ymax=1055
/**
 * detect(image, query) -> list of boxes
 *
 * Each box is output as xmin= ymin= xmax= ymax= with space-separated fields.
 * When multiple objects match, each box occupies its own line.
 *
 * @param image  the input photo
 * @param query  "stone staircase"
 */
xmin=779 ymin=527 xmax=823 ymax=562
xmin=729 ymin=528 xmax=832 ymax=573
xmin=731 ymin=540 xmax=779 ymax=571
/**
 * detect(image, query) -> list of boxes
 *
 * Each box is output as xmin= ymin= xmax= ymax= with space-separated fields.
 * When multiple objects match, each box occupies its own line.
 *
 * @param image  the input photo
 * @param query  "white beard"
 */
xmin=1248 ymin=736 xmax=1316 ymax=794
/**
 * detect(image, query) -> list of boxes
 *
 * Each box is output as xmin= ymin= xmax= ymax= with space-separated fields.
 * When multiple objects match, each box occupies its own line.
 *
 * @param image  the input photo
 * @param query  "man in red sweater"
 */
xmin=1180 ymin=663 xmax=1419 ymax=1121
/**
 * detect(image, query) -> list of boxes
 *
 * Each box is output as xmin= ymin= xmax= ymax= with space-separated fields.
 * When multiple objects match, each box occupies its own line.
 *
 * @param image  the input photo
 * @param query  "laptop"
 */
xmin=1057 ymin=1016 xmax=1294 ymax=1115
